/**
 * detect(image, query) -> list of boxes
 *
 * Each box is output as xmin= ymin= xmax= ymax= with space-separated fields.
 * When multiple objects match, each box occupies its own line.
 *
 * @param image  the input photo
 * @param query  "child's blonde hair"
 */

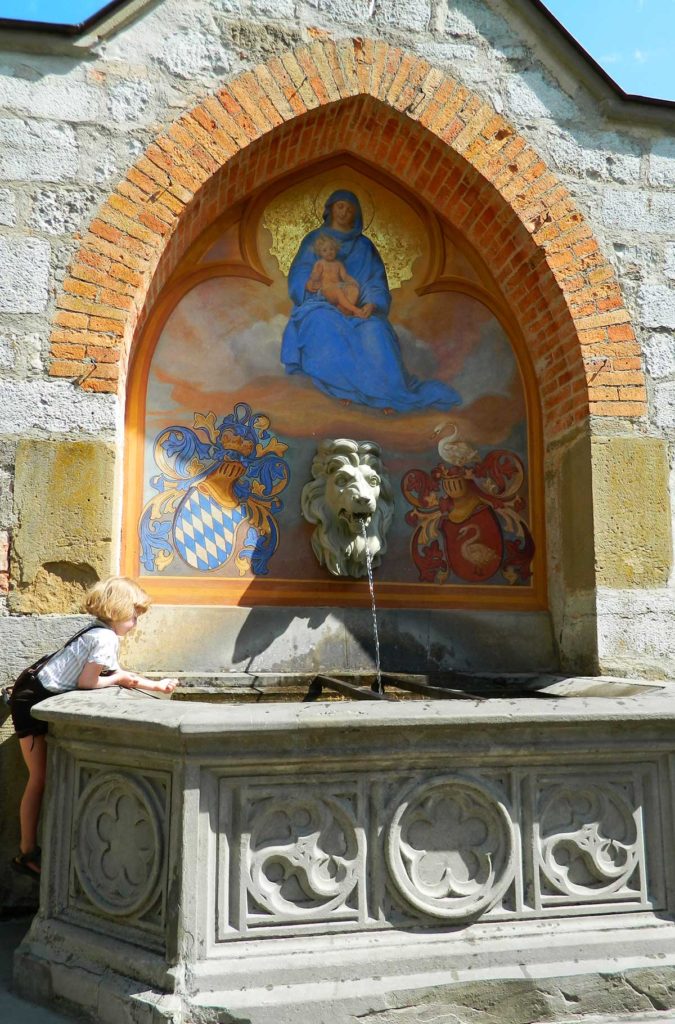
xmin=313 ymin=233 xmax=340 ymax=255
xmin=84 ymin=576 xmax=151 ymax=624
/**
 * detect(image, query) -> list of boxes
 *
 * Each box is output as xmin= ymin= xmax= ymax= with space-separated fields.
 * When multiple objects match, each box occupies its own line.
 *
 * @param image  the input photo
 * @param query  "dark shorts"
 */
xmin=9 ymin=671 xmax=53 ymax=739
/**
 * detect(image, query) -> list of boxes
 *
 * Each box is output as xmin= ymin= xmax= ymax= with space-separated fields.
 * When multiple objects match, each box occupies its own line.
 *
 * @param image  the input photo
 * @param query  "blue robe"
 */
xmin=280 ymin=190 xmax=461 ymax=413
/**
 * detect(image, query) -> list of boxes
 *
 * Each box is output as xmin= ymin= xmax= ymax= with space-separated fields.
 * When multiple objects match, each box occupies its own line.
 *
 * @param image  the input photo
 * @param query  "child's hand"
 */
xmin=124 ymin=674 xmax=178 ymax=693
xmin=156 ymin=678 xmax=178 ymax=693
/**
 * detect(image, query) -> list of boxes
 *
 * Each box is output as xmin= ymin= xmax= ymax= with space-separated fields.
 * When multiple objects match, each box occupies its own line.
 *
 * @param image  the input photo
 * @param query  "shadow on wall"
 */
xmin=230 ymin=575 xmax=559 ymax=677
xmin=229 ymin=522 xmax=432 ymax=677
xmin=0 ymin=721 xmax=39 ymax=915
xmin=232 ymin=604 xmax=334 ymax=674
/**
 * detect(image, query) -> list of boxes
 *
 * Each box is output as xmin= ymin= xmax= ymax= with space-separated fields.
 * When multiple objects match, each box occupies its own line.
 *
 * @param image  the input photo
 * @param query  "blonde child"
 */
xmin=9 ymin=576 xmax=177 ymax=880
xmin=307 ymin=234 xmax=367 ymax=318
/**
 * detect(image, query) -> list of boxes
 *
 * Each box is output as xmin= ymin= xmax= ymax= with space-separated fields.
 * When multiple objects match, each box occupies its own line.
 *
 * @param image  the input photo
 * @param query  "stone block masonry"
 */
xmin=0 ymin=118 xmax=78 ymax=183
xmin=0 ymin=529 xmax=8 ymax=594
xmin=0 ymin=236 xmax=50 ymax=314
xmin=10 ymin=439 xmax=116 ymax=614
xmin=0 ymin=2 xmax=668 ymax=407
xmin=591 ymin=436 xmax=672 ymax=589
xmin=0 ymin=3 xmax=671 ymax=683
xmin=0 ymin=8 xmax=664 ymax=421
xmin=0 ymin=0 xmax=667 ymax=663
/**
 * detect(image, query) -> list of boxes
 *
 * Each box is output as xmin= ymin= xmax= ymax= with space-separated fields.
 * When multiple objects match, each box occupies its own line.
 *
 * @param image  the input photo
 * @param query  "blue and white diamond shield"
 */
xmin=173 ymin=487 xmax=245 ymax=571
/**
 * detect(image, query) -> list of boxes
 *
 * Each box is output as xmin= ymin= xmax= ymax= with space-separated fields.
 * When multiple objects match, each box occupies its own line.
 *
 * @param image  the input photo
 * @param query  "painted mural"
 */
xmin=135 ymin=165 xmax=538 ymax=603
xmin=402 ymin=442 xmax=534 ymax=586
xmin=280 ymin=189 xmax=460 ymax=413
xmin=140 ymin=404 xmax=290 ymax=576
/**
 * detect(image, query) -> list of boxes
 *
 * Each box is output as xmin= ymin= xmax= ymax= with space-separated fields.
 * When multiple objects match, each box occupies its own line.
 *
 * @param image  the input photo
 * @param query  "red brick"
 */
xmin=80 ymin=377 xmax=118 ymax=393
xmin=50 ymin=359 xmax=88 ymax=378
xmin=88 ymin=362 xmax=120 ymax=381
xmin=63 ymin=276 xmax=98 ymax=300
xmin=590 ymin=401 xmax=646 ymax=417
xmin=85 ymin=345 xmax=119 ymax=362
xmin=54 ymin=310 xmax=88 ymax=330
xmin=89 ymin=317 xmax=125 ymax=335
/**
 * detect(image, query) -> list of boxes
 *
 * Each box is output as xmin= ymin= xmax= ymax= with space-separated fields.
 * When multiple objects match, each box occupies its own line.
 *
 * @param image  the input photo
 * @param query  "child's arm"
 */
xmin=78 ymin=663 xmax=177 ymax=693
xmin=306 ymin=261 xmax=323 ymax=292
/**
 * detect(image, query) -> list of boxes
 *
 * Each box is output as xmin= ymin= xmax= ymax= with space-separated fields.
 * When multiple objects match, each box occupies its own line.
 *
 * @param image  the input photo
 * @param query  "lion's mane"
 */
xmin=301 ymin=439 xmax=394 ymax=578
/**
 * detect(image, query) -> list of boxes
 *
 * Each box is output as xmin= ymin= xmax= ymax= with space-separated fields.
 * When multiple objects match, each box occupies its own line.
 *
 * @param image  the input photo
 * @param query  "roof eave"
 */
xmin=512 ymin=0 xmax=675 ymax=123
xmin=0 ymin=0 xmax=157 ymax=51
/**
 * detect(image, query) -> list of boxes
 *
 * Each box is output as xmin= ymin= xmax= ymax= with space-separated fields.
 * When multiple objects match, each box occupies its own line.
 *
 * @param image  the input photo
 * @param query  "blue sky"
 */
xmin=0 ymin=1 xmax=673 ymax=101
xmin=544 ymin=0 xmax=675 ymax=100
xmin=0 ymin=1 xmax=111 ymax=25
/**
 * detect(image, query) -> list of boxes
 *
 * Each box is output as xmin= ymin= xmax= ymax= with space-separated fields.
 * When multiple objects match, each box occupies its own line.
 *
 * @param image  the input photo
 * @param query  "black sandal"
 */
xmin=11 ymin=847 xmax=41 ymax=879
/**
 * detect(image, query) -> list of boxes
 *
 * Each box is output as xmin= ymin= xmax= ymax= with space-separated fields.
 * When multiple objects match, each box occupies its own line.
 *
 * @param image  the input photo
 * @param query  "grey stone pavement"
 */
xmin=0 ymin=913 xmax=82 ymax=1023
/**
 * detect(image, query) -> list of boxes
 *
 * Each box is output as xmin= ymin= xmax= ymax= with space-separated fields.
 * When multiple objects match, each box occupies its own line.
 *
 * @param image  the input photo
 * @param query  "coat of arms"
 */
xmin=139 ymin=403 xmax=290 ymax=575
xmin=402 ymin=431 xmax=534 ymax=586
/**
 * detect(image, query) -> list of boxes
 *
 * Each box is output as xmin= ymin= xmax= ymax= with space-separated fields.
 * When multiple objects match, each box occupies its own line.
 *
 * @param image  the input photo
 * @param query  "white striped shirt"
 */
xmin=38 ymin=623 xmax=120 ymax=693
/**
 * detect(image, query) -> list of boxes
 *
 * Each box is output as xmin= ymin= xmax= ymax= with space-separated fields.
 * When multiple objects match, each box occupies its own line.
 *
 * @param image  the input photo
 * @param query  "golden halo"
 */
xmin=262 ymin=180 xmax=423 ymax=287
xmin=312 ymin=187 xmax=376 ymax=233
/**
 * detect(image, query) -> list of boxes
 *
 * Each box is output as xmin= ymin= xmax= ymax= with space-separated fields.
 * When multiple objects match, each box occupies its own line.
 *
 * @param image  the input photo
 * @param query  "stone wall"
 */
xmin=0 ymin=0 xmax=673 ymax=686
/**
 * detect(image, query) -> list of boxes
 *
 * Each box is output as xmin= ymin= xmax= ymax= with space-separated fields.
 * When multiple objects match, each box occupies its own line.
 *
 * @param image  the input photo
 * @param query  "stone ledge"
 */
xmin=32 ymin=684 xmax=675 ymax=738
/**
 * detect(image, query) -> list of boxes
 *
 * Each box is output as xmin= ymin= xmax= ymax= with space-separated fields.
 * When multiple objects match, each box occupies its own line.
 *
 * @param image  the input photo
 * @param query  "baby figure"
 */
xmin=307 ymin=234 xmax=367 ymax=318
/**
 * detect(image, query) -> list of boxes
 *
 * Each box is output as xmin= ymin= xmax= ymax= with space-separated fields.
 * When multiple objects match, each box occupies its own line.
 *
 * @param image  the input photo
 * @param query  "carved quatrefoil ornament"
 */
xmin=386 ymin=775 xmax=515 ymax=921
xmin=73 ymin=771 xmax=163 ymax=918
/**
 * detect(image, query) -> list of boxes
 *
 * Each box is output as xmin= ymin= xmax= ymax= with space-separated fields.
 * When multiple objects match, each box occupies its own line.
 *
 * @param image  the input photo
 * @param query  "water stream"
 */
xmin=361 ymin=522 xmax=382 ymax=693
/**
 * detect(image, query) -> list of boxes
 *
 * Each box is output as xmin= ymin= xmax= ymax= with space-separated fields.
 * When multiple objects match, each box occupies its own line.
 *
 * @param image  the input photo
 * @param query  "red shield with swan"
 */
xmin=441 ymin=505 xmax=504 ymax=582
xmin=402 ymin=438 xmax=533 ymax=586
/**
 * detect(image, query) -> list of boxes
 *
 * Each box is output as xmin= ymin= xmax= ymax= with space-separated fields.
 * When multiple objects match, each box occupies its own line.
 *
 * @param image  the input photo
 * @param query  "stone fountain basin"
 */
xmin=13 ymin=683 xmax=675 ymax=1024
xmin=157 ymin=670 xmax=667 ymax=702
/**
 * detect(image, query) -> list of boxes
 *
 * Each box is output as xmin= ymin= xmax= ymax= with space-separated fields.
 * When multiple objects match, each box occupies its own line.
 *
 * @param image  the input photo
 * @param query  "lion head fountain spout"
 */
xmin=301 ymin=439 xmax=394 ymax=578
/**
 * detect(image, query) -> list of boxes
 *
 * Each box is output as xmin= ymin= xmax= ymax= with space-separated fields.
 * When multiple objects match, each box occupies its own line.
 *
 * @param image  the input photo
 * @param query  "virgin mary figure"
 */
xmin=280 ymin=190 xmax=461 ymax=413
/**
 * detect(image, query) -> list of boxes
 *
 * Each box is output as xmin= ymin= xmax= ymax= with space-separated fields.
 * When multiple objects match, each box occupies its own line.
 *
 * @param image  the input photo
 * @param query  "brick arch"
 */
xmin=50 ymin=38 xmax=644 ymax=438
